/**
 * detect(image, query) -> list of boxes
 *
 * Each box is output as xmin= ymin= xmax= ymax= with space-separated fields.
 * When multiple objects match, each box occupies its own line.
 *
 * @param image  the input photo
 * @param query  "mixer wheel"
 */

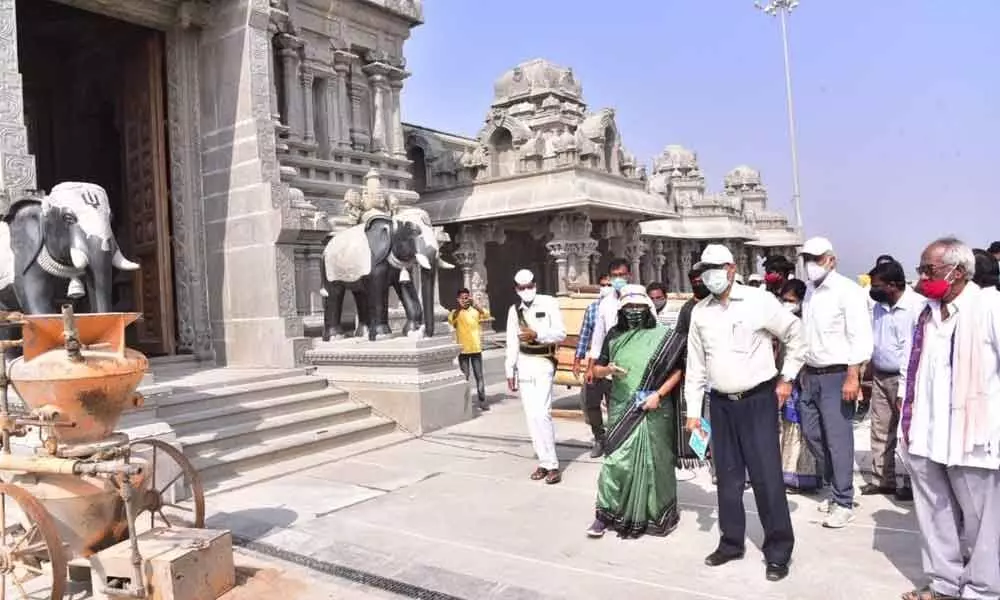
xmin=129 ymin=439 xmax=205 ymax=531
xmin=0 ymin=483 xmax=67 ymax=600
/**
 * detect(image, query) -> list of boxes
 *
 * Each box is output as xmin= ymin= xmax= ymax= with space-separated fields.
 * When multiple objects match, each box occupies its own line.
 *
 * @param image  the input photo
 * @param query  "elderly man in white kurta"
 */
xmin=899 ymin=237 xmax=1000 ymax=600
xmin=504 ymin=269 xmax=567 ymax=485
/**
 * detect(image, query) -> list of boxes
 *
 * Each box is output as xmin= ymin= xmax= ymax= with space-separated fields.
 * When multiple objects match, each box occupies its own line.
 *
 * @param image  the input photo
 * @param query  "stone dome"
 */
xmin=724 ymin=165 xmax=762 ymax=189
xmin=653 ymin=144 xmax=699 ymax=174
xmin=493 ymin=59 xmax=583 ymax=106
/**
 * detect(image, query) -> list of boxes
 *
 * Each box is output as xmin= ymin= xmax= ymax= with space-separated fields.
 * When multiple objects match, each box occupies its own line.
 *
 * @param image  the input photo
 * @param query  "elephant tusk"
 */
xmin=112 ymin=248 xmax=140 ymax=271
xmin=415 ymin=254 xmax=431 ymax=270
xmin=437 ymin=258 xmax=455 ymax=270
xmin=70 ymin=248 xmax=89 ymax=269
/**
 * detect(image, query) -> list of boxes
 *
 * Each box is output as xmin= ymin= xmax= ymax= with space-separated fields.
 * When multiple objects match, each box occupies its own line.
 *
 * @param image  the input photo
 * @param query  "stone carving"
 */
xmin=319 ymin=171 xmax=453 ymax=341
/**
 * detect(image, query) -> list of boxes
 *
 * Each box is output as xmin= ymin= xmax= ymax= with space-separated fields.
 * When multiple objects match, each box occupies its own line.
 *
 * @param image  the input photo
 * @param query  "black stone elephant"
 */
xmin=0 ymin=182 xmax=140 ymax=318
xmin=319 ymin=210 xmax=452 ymax=341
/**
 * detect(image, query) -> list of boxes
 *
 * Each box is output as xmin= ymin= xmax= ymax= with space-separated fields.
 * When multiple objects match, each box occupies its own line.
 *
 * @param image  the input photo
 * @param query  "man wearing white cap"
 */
xmin=798 ymin=237 xmax=873 ymax=529
xmin=504 ymin=269 xmax=567 ymax=484
xmin=685 ymin=244 xmax=804 ymax=582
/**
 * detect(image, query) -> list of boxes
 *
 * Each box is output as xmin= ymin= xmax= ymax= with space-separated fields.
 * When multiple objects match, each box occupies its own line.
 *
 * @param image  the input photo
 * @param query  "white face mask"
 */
xmin=599 ymin=285 xmax=613 ymax=298
xmin=517 ymin=288 xmax=537 ymax=303
xmin=702 ymin=269 xmax=730 ymax=296
xmin=783 ymin=301 xmax=801 ymax=314
xmin=805 ymin=261 xmax=829 ymax=283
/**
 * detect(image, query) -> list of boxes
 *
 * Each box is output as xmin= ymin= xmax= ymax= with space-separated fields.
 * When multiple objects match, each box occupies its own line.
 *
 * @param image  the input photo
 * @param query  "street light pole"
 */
xmin=755 ymin=0 xmax=803 ymax=231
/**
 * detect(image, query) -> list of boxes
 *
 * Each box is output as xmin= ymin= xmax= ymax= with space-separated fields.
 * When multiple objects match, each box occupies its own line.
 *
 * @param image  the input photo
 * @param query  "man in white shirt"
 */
xmin=898 ymin=237 xmax=1000 ymax=600
xmin=864 ymin=259 xmax=921 ymax=501
xmin=685 ymin=244 xmax=805 ymax=582
xmin=504 ymin=269 xmax=567 ymax=485
xmin=585 ymin=258 xmax=632 ymax=380
xmin=798 ymin=237 xmax=874 ymax=529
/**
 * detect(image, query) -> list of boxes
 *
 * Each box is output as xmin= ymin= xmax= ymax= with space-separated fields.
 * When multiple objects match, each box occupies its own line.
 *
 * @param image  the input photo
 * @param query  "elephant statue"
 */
xmin=320 ymin=208 xmax=452 ymax=341
xmin=0 ymin=182 xmax=140 ymax=318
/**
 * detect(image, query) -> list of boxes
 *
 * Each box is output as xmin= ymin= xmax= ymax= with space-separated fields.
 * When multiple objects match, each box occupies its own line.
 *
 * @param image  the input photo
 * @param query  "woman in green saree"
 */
xmin=586 ymin=285 xmax=688 ymax=539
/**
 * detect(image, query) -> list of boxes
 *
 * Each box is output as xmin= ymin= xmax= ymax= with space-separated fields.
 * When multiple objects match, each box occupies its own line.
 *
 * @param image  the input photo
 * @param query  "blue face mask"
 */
xmin=611 ymin=277 xmax=628 ymax=292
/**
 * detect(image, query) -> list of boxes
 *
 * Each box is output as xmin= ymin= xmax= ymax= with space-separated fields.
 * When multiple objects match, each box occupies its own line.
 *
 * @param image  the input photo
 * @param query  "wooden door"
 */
xmin=121 ymin=32 xmax=176 ymax=355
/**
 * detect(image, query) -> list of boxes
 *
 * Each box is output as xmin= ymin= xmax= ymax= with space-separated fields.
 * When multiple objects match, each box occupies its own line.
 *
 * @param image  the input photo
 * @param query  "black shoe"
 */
xmin=590 ymin=438 xmax=605 ymax=459
xmin=765 ymin=562 xmax=789 ymax=581
xmin=704 ymin=549 xmax=744 ymax=567
xmin=859 ymin=483 xmax=895 ymax=496
xmin=478 ymin=401 xmax=490 ymax=411
xmin=894 ymin=487 xmax=914 ymax=502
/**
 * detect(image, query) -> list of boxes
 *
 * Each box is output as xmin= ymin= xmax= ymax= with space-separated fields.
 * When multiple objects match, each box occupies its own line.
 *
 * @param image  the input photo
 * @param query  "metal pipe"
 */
xmin=778 ymin=7 xmax=803 ymax=230
xmin=0 ymin=454 xmax=79 ymax=474
xmin=73 ymin=462 xmax=142 ymax=477
xmin=118 ymin=473 xmax=147 ymax=597
xmin=62 ymin=304 xmax=83 ymax=362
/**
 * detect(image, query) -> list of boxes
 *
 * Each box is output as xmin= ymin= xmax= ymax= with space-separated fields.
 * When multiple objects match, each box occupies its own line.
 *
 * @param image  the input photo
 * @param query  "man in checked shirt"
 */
xmin=572 ymin=274 xmax=612 ymax=457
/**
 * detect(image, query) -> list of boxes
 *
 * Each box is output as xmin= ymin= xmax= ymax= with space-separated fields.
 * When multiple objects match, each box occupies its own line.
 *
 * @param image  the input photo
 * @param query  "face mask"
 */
xmin=652 ymin=298 xmax=667 ymax=311
xmin=868 ymin=287 xmax=893 ymax=305
xmin=623 ymin=307 xmax=647 ymax=328
xmin=517 ymin=288 xmax=536 ymax=304
xmin=611 ymin=277 xmax=628 ymax=292
xmin=599 ymin=285 xmax=613 ymax=298
xmin=691 ymin=282 xmax=710 ymax=300
xmin=702 ymin=269 xmax=730 ymax=296
xmin=917 ymin=267 xmax=956 ymax=300
xmin=805 ymin=262 xmax=829 ymax=283
xmin=783 ymin=301 xmax=801 ymax=315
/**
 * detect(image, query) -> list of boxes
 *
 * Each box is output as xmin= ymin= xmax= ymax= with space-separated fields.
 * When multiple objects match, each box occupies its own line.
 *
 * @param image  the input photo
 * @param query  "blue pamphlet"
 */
xmin=688 ymin=417 xmax=712 ymax=460
xmin=633 ymin=390 xmax=654 ymax=410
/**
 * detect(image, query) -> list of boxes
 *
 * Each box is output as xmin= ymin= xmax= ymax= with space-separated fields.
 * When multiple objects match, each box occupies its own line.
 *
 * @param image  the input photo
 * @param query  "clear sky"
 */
xmin=401 ymin=0 xmax=999 ymax=277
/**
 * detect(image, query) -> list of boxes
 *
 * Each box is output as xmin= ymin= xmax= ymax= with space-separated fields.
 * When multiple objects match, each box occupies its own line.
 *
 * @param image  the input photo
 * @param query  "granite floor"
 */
xmin=200 ymin=381 xmax=923 ymax=600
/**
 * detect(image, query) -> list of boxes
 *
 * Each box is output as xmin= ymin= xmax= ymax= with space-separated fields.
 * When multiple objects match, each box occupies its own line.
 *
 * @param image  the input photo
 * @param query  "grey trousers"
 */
xmin=799 ymin=369 xmax=855 ymax=507
xmin=908 ymin=453 xmax=1000 ymax=599
xmin=869 ymin=371 xmax=902 ymax=487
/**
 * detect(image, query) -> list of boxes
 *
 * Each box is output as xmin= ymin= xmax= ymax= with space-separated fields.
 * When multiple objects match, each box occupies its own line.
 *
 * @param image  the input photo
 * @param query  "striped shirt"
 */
xmin=574 ymin=300 xmax=600 ymax=359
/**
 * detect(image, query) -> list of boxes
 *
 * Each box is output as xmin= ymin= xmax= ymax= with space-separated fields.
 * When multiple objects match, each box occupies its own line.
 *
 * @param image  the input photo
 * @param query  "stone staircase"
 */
xmin=139 ymin=357 xmax=400 ymax=486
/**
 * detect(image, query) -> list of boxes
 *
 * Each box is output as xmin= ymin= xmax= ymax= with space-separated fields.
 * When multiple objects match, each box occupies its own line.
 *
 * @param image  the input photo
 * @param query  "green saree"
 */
xmin=595 ymin=324 xmax=685 ymax=538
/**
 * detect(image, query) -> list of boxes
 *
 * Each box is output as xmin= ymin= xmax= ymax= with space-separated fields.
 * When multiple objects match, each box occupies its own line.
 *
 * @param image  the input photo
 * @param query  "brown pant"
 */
xmin=869 ymin=370 xmax=902 ymax=487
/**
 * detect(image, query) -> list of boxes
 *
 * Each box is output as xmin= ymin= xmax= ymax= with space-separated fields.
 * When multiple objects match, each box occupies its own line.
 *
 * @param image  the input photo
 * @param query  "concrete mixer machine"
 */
xmin=0 ymin=306 xmax=205 ymax=599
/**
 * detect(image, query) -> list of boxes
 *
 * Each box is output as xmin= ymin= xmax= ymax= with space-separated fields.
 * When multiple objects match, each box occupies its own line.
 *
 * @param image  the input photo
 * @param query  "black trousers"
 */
xmin=582 ymin=378 xmax=609 ymax=439
xmin=458 ymin=353 xmax=486 ymax=402
xmin=710 ymin=381 xmax=795 ymax=565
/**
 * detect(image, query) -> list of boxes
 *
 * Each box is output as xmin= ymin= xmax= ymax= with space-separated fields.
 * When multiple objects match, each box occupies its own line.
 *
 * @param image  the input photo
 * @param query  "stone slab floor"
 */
xmin=203 ymin=381 xmax=922 ymax=600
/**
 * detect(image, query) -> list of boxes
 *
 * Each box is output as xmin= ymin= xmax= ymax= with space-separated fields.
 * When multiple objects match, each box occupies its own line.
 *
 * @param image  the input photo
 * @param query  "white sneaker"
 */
xmin=817 ymin=499 xmax=831 ymax=513
xmin=823 ymin=505 xmax=855 ymax=529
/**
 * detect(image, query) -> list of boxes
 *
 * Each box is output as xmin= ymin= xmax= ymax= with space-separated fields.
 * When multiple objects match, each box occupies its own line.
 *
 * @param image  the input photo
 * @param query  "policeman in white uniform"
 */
xmin=505 ymin=269 xmax=567 ymax=484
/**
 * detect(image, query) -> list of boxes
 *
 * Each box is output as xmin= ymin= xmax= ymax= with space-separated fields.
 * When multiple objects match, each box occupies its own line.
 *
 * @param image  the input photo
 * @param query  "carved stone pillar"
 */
xmin=277 ymin=34 xmax=304 ymax=141
xmin=364 ymin=62 xmax=390 ymax=154
xmin=667 ymin=240 xmax=683 ymax=292
xmin=679 ymin=241 xmax=695 ymax=293
xmin=389 ymin=74 xmax=407 ymax=159
xmin=266 ymin=26 xmax=282 ymax=124
xmin=602 ymin=220 xmax=626 ymax=262
xmin=307 ymin=247 xmax=324 ymax=315
xmin=623 ymin=222 xmax=646 ymax=283
xmin=651 ymin=239 xmax=667 ymax=283
xmin=349 ymin=80 xmax=368 ymax=151
xmin=546 ymin=241 xmax=569 ymax=296
xmin=333 ymin=51 xmax=353 ymax=149
xmin=321 ymin=76 xmax=338 ymax=158
xmin=300 ymin=69 xmax=316 ymax=145
xmin=477 ymin=223 xmax=505 ymax=319
xmin=453 ymin=228 xmax=478 ymax=292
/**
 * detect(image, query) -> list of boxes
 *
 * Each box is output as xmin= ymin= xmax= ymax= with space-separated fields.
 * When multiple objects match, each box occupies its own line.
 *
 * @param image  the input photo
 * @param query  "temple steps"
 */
xmin=137 ymin=364 xmax=401 ymax=489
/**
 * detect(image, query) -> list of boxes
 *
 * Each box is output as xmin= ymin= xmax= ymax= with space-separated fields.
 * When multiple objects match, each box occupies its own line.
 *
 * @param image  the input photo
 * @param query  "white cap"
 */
xmin=513 ymin=269 xmax=534 ymax=286
xmin=618 ymin=284 xmax=654 ymax=310
xmin=799 ymin=236 xmax=834 ymax=256
xmin=694 ymin=244 xmax=735 ymax=270
xmin=748 ymin=273 xmax=763 ymax=283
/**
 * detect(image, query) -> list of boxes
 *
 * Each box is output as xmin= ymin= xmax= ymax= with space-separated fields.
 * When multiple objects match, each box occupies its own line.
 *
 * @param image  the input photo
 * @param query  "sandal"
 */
xmin=545 ymin=469 xmax=562 ymax=485
xmin=530 ymin=467 xmax=548 ymax=481
xmin=901 ymin=587 xmax=959 ymax=600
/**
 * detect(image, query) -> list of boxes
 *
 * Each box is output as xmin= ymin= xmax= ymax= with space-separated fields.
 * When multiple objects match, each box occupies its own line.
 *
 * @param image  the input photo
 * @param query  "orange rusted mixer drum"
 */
xmin=8 ymin=312 xmax=147 ymax=444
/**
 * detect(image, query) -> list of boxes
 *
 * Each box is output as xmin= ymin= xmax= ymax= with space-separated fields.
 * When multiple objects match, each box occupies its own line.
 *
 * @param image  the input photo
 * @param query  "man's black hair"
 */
xmin=875 ymin=254 xmax=896 ymax=266
xmin=763 ymin=255 xmax=794 ymax=274
xmin=973 ymin=248 xmax=1000 ymax=288
xmin=868 ymin=260 xmax=906 ymax=287
xmin=989 ymin=241 xmax=1000 ymax=255
xmin=687 ymin=268 xmax=703 ymax=280
xmin=607 ymin=258 xmax=630 ymax=274
xmin=457 ymin=288 xmax=470 ymax=296
xmin=779 ymin=279 xmax=807 ymax=302
xmin=646 ymin=282 xmax=667 ymax=295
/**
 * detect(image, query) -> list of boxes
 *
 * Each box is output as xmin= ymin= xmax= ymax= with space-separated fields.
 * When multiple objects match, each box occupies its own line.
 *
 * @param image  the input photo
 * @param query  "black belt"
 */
xmin=710 ymin=377 xmax=776 ymax=401
xmin=873 ymin=368 xmax=900 ymax=377
xmin=519 ymin=344 xmax=556 ymax=356
xmin=804 ymin=364 xmax=847 ymax=375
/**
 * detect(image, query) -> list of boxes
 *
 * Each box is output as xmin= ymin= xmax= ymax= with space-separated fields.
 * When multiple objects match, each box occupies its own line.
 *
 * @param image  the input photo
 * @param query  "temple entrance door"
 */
xmin=121 ymin=32 xmax=175 ymax=356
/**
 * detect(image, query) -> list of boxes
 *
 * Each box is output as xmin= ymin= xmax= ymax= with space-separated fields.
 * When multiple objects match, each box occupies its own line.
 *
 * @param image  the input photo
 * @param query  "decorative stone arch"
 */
xmin=404 ymin=131 xmax=445 ymax=192
xmin=478 ymin=112 xmax=532 ymax=147
xmin=579 ymin=108 xmax=620 ymax=174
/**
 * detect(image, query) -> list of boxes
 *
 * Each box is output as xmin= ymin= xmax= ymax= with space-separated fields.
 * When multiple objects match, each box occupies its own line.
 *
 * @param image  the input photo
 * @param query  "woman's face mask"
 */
xmin=622 ymin=306 xmax=648 ymax=328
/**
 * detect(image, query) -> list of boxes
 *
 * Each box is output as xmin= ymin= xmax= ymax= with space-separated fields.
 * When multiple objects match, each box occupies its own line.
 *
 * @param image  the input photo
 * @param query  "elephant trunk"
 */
xmin=421 ymin=261 xmax=436 ymax=338
xmin=84 ymin=235 xmax=115 ymax=313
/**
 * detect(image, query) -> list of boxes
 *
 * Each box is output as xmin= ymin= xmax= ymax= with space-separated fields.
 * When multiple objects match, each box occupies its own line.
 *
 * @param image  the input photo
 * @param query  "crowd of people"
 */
xmin=450 ymin=236 xmax=1000 ymax=598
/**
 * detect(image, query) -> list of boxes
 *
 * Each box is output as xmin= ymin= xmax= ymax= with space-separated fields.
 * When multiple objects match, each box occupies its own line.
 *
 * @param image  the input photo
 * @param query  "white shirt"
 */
xmin=654 ymin=304 xmax=674 ymax=327
xmin=587 ymin=292 xmax=622 ymax=360
xmin=900 ymin=283 xmax=1000 ymax=468
xmin=870 ymin=287 xmax=925 ymax=373
xmin=504 ymin=294 xmax=567 ymax=379
xmin=684 ymin=283 xmax=805 ymax=417
xmin=802 ymin=270 xmax=874 ymax=367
